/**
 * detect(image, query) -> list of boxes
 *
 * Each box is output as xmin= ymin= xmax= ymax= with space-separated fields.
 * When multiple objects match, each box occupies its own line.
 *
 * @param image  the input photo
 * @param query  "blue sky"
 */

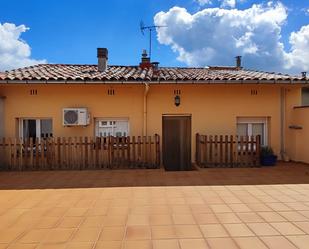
xmin=1 ymin=0 xmax=309 ymax=73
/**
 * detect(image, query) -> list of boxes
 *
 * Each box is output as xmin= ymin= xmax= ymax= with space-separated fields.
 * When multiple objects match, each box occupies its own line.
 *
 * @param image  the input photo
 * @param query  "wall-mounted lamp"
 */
xmin=175 ymin=95 xmax=180 ymax=107
xmin=289 ymin=125 xmax=303 ymax=130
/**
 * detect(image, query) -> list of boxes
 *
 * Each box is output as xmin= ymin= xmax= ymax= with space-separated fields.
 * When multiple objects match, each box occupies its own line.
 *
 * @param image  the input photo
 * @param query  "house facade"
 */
xmin=0 ymin=48 xmax=309 ymax=168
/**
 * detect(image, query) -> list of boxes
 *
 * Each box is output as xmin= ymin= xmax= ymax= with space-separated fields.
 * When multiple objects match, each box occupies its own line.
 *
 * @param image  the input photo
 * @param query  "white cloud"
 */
xmin=286 ymin=25 xmax=309 ymax=71
xmin=154 ymin=2 xmax=309 ymax=74
xmin=0 ymin=23 xmax=46 ymax=71
xmin=196 ymin=0 xmax=246 ymax=8
xmin=196 ymin=0 xmax=212 ymax=6
xmin=221 ymin=0 xmax=236 ymax=8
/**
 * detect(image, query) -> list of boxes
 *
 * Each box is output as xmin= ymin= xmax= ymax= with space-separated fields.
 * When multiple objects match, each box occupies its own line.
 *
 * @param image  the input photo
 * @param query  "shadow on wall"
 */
xmin=0 ymin=162 xmax=309 ymax=190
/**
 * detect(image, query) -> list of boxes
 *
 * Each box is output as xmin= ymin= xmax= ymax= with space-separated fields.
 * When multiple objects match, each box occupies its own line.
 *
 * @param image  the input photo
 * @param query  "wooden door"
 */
xmin=162 ymin=115 xmax=191 ymax=171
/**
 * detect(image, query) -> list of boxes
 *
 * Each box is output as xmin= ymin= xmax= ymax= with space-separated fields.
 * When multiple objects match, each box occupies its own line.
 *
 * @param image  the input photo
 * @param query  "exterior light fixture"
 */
xmin=175 ymin=95 xmax=180 ymax=106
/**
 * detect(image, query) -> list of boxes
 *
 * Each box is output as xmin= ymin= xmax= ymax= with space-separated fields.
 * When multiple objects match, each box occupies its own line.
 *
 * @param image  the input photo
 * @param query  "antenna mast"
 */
xmin=140 ymin=21 xmax=166 ymax=60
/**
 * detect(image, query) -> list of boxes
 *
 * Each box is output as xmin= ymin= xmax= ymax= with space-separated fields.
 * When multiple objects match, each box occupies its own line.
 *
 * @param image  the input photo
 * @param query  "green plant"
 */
xmin=260 ymin=146 xmax=274 ymax=157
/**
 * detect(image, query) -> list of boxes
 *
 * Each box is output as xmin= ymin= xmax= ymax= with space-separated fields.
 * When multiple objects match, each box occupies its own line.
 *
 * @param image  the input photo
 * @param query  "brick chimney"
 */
xmin=139 ymin=50 xmax=152 ymax=69
xmin=97 ymin=48 xmax=108 ymax=72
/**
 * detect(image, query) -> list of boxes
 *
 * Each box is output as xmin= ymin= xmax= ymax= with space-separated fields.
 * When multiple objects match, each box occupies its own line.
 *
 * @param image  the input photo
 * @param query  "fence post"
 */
xmin=230 ymin=135 xmax=234 ymax=167
xmin=155 ymin=134 xmax=160 ymax=168
xmin=195 ymin=133 xmax=200 ymax=166
xmin=256 ymin=135 xmax=261 ymax=167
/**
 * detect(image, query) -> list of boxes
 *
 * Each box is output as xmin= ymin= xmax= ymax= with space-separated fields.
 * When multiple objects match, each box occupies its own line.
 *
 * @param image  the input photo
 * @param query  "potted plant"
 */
xmin=260 ymin=146 xmax=277 ymax=166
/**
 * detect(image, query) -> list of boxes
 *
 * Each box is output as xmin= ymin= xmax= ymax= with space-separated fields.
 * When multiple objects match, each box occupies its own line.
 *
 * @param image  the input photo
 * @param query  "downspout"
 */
xmin=143 ymin=83 xmax=150 ymax=136
xmin=280 ymin=87 xmax=286 ymax=160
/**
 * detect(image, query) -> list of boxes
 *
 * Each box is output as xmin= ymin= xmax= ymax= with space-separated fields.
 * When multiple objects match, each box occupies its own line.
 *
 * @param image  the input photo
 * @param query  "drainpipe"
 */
xmin=280 ymin=87 xmax=286 ymax=160
xmin=143 ymin=83 xmax=150 ymax=136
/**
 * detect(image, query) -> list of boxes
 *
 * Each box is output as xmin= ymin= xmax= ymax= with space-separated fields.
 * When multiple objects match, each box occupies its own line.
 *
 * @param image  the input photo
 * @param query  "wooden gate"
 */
xmin=0 ymin=135 xmax=160 ymax=171
xmin=196 ymin=134 xmax=261 ymax=168
xmin=163 ymin=116 xmax=191 ymax=171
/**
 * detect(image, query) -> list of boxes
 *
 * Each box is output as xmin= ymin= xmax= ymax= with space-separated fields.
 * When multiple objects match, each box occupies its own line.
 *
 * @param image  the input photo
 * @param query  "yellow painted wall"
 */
xmin=289 ymin=107 xmax=309 ymax=163
xmin=0 ymin=83 xmax=303 ymax=162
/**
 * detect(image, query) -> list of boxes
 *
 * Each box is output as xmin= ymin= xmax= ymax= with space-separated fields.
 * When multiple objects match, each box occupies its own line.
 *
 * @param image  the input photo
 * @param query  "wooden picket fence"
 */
xmin=196 ymin=134 xmax=261 ymax=168
xmin=0 ymin=135 xmax=160 ymax=171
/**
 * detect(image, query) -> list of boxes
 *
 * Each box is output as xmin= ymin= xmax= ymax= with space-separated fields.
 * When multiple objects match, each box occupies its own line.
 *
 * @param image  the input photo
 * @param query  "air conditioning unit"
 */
xmin=63 ymin=108 xmax=90 ymax=126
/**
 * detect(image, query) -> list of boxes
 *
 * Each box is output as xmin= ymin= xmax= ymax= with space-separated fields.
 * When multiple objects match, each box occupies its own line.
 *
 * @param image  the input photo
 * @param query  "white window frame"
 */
xmin=94 ymin=118 xmax=130 ymax=137
xmin=237 ymin=117 xmax=268 ymax=146
xmin=18 ymin=118 xmax=53 ymax=139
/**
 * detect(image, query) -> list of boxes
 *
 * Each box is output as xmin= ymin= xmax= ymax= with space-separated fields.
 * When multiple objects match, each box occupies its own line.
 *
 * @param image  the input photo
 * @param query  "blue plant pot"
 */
xmin=260 ymin=155 xmax=277 ymax=166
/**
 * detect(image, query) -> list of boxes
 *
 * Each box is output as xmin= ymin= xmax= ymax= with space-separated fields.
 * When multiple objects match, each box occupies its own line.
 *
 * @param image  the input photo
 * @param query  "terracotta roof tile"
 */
xmin=0 ymin=64 xmax=306 ymax=83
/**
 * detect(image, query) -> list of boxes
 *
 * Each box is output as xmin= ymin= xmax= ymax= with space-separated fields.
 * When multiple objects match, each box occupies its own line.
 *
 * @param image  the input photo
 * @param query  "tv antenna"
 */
xmin=140 ymin=20 xmax=166 ymax=59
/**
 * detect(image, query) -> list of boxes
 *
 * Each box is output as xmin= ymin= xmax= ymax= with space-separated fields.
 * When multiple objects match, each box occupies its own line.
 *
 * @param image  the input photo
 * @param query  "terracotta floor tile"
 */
xmin=294 ymin=221 xmax=309 ymax=233
xmin=278 ymin=211 xmax=308 ymax=222
xmin=34 ymin=217 xmax=60 ymax=229
xmin=267 ymin=203 xmax=292 ymax=212
xmin=200 ymin=224 xmax=229 ymax=238
xmin=57 ymin=217 xmax=83 ymax=228
xmin=172 ymin=214 xmax=196 ymax=225
xmin=98 ymin=226 xmax=125 ymax=241
xmin=18 ymin=229 xmax=49 ymax=243
xmin=151 ymin=226 xmax=177 ymax=239
xmin=150 ymin=215 xmax=173 ymax=225
xmin=215 ymin=213 xmax=242 ymax=223
xmin=286 ymin=235 xmax=309 ymax=249
xmin=261 ymin=236 xmax=298 ymax=249
xmin=87 ymin=208 xmax=108 ymax=216
xmin=0 ymin=229 xmax=25 ymax=243
xmin=190 ymin=204 xmax=212 ymax=214
xmin=37 ymin=243 xmax=67 ymax=249
xmin=237 ymin=212 xmax=264 ymax=223
xmin=234 ymin=237 xmax=268 ymax=249
xmin=65 ymin=243 xmax=94 ymax=249
xmin=71 ymin=228 xmax=101 ymax=242
xmin=80 ymin=216 xmax=105 ymax=228
xmin=65 ymin=208 xmax=89 ymax=217
xmin=193 ymin=213 xmax=219 ymax=224
xmin=94 ymin=241 xmax=122 ymax=249
xmin=224 ymin=223 xmax=254 ymax=237
xmin=228 ymin=204 xmax=251 ymax=212
xmin=127 ymin=215 xmax=149 ymax=226
xmin=270 ymin=222 xmax=305 ymax=235
xmin=247 ymin=223 xmax=280 ymax=236
xmin=149 ymin=206 xmax=170 ymax=215
xmin=206 ymin=237 xmax=239 ymax=249
xmin=7 ymin=244 xmax=37 ymax=249
xmin=43 ymin=228 xmax=75 ymax=243
xmin=123 ymin=240 xmax=152 ymax=249
xmin=152 ymin=239 xmax=180 ymax=249
xmin=210 ymin=204 xmax=232 ymax=213
xmin=175 ymin=225 xmax=203 ymax=239
xmin=125 ymin=226 xmax=151 ymax=240
xmin=179 ymin=239 xmax=209 ymax=249
xmin=104 ymin=215 xmax=127 ymax=226
xmin=247 ymin=203 xmax=272 ymax=212
xmin=258 ymin=212 xmax=287 ymax=222
xmin=170 ymin=206 xmax=191 ymax=214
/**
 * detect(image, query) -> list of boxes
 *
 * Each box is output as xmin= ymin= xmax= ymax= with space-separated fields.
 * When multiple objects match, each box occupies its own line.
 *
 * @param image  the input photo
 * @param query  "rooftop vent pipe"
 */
xmin=301 ymin=72 xmax=307 ymax=78
xmin=235 ymin=56 xmax=242 ymax=68
xmin=97 ymin=48 xmax=108 ymax=72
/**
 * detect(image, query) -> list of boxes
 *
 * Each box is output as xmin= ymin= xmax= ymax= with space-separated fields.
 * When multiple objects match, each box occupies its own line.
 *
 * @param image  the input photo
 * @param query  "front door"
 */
xmin=162 ymin=115 xmax=191 ymax=171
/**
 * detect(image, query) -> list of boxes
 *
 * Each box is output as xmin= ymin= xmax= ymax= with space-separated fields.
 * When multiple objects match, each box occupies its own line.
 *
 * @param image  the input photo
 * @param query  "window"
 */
xmin=19 ymin=119 xmax=53 ymax=139
xmin=236 ymin=117 xmax=268 ymax=146
xmin=301 ymin=87 xmax=309 ymax=106
xmin=95 ymin=118 xmax=129 ymax=137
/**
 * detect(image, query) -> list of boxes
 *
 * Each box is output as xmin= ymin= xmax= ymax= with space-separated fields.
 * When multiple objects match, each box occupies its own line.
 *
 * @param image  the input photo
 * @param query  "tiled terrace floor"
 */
xmin=0 ymin=162 xmax=309 ymax=248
